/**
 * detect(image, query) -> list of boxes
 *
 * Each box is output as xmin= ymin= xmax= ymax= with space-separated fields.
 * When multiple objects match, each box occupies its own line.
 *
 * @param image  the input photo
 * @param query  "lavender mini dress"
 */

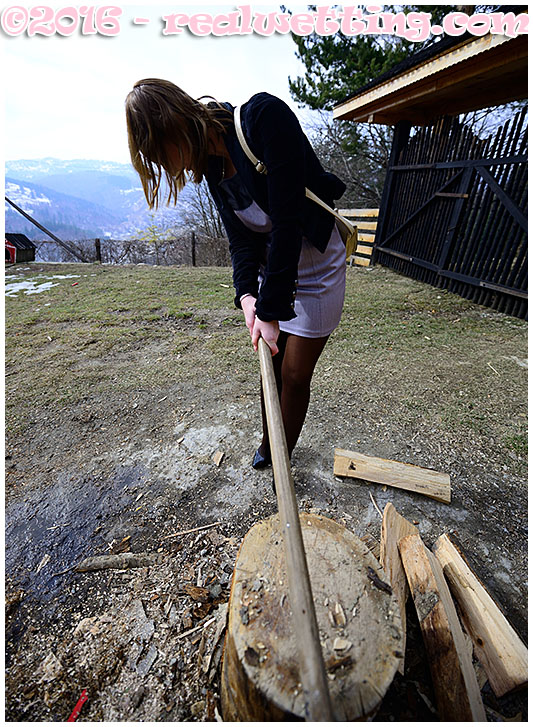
xmin=220 ymin=174 xmax=346 ymax=339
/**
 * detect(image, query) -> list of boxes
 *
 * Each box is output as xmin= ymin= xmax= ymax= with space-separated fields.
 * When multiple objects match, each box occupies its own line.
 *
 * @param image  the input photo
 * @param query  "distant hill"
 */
xmin=5 ymin=177 xmax=124 ymax=240
xmin=5 ymin=158 xmax=193 ymax=240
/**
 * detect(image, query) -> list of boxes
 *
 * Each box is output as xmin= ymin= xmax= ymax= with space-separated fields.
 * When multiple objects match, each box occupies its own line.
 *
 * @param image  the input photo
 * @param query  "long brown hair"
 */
xmin=125 ymin=78 xmax=231 ymax=208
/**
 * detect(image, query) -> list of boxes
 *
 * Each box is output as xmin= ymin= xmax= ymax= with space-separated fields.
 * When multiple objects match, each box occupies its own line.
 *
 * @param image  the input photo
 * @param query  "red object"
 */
xmin=67 ymin=689 xmax=88 ymax=721
xmin=72 ymin=282 xmax=79 ymax=286
xmin=5 ymin=241 xmax=16 ymax=263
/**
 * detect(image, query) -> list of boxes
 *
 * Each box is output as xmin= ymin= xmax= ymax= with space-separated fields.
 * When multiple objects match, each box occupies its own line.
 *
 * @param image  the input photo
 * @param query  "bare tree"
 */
xmin=182 ymin=180 xmax=224 ymax=239
xmin=304 ymin=111 xmax=393 ymax=208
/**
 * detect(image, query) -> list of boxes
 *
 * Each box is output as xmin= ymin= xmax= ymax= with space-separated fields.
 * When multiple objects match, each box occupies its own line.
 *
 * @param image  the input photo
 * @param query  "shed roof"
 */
xmin=5 ymin=233 xmax=36 ymax=250
xmin=333 ymin=31 xmax=528 ymax=125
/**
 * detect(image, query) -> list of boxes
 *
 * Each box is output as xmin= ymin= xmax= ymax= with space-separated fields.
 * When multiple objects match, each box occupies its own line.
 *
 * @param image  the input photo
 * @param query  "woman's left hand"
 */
xmin=251 ymin=318 xmax=279 ymax=355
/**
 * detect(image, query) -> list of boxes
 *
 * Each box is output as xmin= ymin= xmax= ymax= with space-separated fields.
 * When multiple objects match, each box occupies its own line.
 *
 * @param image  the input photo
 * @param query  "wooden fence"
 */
xmin=372 ymin=108 xmax=528 ymax=318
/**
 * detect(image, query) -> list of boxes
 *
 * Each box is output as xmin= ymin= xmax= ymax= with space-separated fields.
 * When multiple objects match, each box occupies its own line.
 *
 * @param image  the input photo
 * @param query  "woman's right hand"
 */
xmin=251 ymin=318 xmax=279 ymax=356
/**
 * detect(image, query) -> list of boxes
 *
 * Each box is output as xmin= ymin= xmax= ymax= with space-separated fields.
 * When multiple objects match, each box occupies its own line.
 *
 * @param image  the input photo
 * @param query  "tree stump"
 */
xmin=221 ymin=513 xmax=402 ymax=721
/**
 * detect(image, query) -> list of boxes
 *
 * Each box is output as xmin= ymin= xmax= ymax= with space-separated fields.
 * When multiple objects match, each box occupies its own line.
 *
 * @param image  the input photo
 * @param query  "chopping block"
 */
xmin=221 ymin=512 xmax=402 ymax=721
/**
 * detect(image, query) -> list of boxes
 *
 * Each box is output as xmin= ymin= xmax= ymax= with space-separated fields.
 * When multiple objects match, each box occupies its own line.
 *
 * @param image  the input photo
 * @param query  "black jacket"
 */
xmin=205 ymin=92 xmax=346 ymax=322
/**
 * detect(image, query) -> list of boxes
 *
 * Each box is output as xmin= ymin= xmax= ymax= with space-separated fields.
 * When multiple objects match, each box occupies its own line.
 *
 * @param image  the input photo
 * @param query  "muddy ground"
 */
xmin=4 ymin=262 xmax=528 ymax=721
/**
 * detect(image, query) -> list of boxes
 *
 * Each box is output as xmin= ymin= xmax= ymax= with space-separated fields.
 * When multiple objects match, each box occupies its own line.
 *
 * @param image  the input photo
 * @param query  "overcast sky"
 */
xmin=3 ymin=3 xmax=319 ymax=164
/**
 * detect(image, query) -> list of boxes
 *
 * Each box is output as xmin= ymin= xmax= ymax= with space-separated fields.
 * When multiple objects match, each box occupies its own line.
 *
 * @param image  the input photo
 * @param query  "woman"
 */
xmin=126 ymin=79 xmax=346 ymax=468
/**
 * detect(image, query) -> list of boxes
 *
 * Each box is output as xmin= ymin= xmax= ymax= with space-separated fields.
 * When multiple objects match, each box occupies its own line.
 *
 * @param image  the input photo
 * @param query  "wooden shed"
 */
xmin=5 ymin=233 xmax=36 ymax=264
xmin=333 ymin=25 xmax=528 ymax=318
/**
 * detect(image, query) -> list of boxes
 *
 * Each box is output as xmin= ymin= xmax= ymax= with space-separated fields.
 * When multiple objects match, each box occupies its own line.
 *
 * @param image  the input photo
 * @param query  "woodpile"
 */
xmin=383 ymin=503 xmax=527 ymax=720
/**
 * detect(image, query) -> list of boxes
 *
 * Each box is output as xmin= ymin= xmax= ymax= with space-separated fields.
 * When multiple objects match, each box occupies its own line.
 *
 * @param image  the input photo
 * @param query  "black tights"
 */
xmin=258 ymin=331 xmax=330 ymax=459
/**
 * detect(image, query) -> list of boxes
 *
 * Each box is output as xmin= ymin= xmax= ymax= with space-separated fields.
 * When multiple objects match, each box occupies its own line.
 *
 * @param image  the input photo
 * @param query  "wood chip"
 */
xmin=163 ymin=521 xmax=222 ymax=539
xmin=177 ymin=615 xmax=217 ymax=641
xmin=333 ymin=638 xmax=352 ymax=652
xmin=36 ymin=554 xmax=51 ymax=573
xmin=334 ymin=602 xmax=347 ymax=627
xmin=110 ymin=535 xmax=131 ymax=554
xmin=212 ymin=450 xmax=224 ymax=467
xmin=184 ymin=584 xmax=210 ymax=603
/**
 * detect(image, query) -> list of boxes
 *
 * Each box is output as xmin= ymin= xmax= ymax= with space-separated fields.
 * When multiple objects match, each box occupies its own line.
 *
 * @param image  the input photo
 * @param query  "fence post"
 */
xmin=371 ymin=120 xmax=411 ymax=265
xmin=95 ymin=238 xmax=101 ymax=263
xmin=191 ymin=231 xmax=197 ymax=267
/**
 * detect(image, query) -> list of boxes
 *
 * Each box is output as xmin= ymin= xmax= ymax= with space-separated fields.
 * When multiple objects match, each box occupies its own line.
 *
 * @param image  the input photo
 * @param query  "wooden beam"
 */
xmin=338 ymin=208 xmax=379 ymax=217
xmin=355 ymin=244 xmax=373 ymax=256
xmin=379 ymin=503 xmax=419 ymax=675
xmin=399 ymin=533 xmax=486 ymax=721
xmin=433 ymin=534 xmax=528 ymax=698
xmin=258 ymin=338 xmax=333 ymax=721
xmin=334 ymin=448 xmax=451 ymax=503
xmin=351 ymin=256 xmax=371 ymax=267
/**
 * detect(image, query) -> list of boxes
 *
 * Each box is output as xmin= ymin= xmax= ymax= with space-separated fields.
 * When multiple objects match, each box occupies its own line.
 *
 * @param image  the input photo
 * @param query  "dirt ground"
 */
xmin=5 ymin=262 xmax=528 ymax=721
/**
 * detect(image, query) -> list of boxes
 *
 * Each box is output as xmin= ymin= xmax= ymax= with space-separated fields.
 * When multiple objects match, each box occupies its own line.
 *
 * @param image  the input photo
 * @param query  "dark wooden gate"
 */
xmin=372 ymin=108 xmax=528 ymax=318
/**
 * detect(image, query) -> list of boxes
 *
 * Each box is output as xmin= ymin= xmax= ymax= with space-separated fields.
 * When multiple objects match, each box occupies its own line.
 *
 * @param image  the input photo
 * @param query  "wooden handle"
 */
xmin=258 ymin=337 xmax=334 ymax=721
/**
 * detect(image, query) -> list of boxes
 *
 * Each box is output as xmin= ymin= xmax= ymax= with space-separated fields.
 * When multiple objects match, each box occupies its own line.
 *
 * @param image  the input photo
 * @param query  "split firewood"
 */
xmin=433 ymin=533 xmax=528 ymax=698
xmin=398 ymin=533 xmax=485 ymax=721
xmin=379 ymin=503 xmax=419 ymax=674
xmin=75 ymin=553 xmax=162 ymax=572
xmin=334 ymin=448 xmax=451 ymax=503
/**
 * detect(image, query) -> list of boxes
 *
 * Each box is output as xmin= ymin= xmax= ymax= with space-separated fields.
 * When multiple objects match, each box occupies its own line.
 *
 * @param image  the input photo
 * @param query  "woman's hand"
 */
xmin=240 ymin=295 xmax=257 ymax=335
xmin=241 ymin=295 xmax=279 ymax=355
xmin=252 ymin=318 xmax=279 ymax=356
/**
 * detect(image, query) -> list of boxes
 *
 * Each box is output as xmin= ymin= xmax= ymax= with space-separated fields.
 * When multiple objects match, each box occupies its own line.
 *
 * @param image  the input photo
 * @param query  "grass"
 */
xmin=5 ymin=262 xmax=528 ymax=475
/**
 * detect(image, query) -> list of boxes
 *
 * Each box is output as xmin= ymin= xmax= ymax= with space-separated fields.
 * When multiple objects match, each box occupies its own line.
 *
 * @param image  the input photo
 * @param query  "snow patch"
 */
xmin=5 ymin=274 xmax=81 ymax=297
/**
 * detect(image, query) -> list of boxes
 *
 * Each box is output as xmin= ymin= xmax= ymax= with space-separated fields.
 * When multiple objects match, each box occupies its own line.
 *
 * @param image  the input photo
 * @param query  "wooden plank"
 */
xmin=379 ymin=503 xmax=418 ymax=675
xmin=257 ymin=338 xmax=333 ymax=721
xmin=398 ymin=533 xmax=486 ymax=721
xmin=356 ymin=233 xmax=375 ymax=243
xmin=334 ymin=448 xmax=451 ymax=503
xmin=352 ymin=256 xmax=371 ymax=267
xmin=355 ymin=244 xmax=373 ymax=256
xmin=357 ymin=220 xmax=378 ymax=230
xmin=338 ymin=208 xmax=379 ymax=217
xmin=221 ymin=513 xmax=402 ymax=721
xmin=433 ymin=534 xmax=528 ymax=698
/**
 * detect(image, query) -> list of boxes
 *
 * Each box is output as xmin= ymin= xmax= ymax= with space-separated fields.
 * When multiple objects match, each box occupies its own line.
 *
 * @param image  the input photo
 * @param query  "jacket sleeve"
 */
xmin=245 ymin=95 xmax=306 ymax=322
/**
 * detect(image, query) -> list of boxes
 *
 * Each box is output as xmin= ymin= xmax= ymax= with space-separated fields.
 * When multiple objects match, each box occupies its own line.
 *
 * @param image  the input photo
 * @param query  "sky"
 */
xmin=3 ymin=3 xmax=314 ymax=164
xmin=3 ymin=3 xmax=525 ymax=165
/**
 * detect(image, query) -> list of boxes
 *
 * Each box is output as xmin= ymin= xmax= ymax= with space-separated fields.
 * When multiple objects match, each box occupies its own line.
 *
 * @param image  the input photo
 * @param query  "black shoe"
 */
xmin=252 ymin=448 xmax=271 ymax=470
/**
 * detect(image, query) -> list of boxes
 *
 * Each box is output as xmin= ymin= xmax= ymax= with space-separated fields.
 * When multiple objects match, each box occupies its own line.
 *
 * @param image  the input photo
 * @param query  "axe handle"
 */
xmin=258 ymin=337 xmax=334 ymax=721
